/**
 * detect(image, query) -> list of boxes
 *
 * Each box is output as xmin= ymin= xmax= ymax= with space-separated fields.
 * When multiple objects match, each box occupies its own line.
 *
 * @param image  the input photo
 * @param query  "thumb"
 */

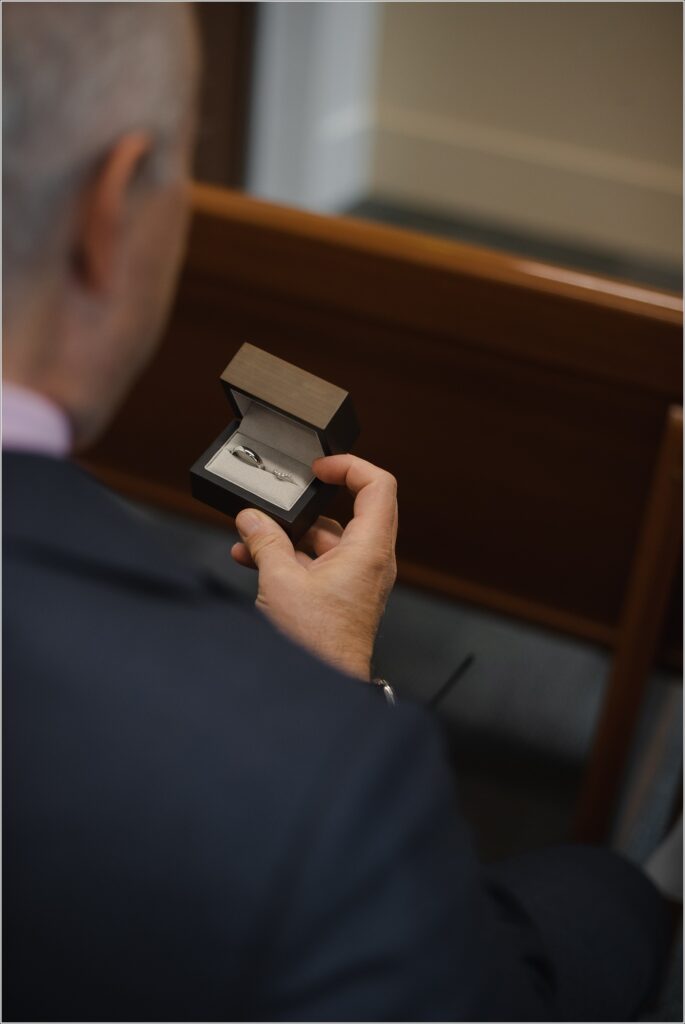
xmin=235 ymin=509 xmax=297 ymax=574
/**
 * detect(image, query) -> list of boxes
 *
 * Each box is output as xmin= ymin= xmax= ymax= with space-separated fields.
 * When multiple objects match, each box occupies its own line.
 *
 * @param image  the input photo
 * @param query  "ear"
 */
xmin=72 ymin=132 xmax=152 ymax=293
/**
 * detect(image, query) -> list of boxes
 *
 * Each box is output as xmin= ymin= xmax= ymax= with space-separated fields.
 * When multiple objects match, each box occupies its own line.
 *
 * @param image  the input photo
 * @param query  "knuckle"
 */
xmin=382 ymin=470 xmax=398 ymax=495
xmin=250 ymin=530 xmax=281 ymax=560
xmin=319 ymin=516 xmax=342 ymax=534
xmin=368 ymin=545 xmax=394 ymax=576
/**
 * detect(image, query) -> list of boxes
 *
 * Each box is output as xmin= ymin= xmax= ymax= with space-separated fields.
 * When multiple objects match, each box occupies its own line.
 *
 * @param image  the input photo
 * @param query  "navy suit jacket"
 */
xmin=4 ymin=453 xmax=667 ymax=1021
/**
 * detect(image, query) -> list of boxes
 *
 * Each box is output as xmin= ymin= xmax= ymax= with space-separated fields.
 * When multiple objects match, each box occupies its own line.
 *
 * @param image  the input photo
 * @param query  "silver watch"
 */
xmin=372 ymin=677 xmax=396 ymax=706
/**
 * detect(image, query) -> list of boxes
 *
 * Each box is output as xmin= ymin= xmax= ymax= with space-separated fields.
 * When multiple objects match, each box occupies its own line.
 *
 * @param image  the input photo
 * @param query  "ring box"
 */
xmin=190 ymin=343 xmax=359 ymax=542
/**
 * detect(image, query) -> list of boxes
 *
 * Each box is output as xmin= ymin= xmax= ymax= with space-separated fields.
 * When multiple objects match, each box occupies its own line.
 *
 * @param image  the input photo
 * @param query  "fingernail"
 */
xmin=236 ymin=509 xmax=262 ymax=537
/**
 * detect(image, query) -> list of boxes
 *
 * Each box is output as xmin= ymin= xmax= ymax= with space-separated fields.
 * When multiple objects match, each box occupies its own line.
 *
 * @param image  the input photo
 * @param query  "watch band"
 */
xmin=372 ymin=677 xmax=396 ymax=706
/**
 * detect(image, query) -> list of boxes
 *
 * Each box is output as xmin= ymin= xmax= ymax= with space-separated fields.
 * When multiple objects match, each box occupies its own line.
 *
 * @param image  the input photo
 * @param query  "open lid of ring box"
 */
xmin=190 ymin=343 xmax=359 ymax=542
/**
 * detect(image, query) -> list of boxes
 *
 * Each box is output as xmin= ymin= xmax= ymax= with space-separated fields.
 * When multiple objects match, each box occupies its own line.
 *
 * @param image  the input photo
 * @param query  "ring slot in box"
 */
xmin=190 ymin=343 xmax=359 ymax=542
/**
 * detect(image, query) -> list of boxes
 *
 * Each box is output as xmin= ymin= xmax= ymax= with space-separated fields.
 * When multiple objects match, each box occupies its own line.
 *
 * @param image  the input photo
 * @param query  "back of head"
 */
xmin=3 ymin=1 xmax=196 ymax=298
xmin=3 ymin=3 xmax=198 ymax=447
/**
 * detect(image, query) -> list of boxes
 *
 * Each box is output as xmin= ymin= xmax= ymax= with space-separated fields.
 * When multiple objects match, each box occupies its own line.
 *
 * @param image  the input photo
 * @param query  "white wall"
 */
xmin=246 ymin=2 xmax=379 ymax=211
xmin=372 ymin=2 xmax=682 ymax=267
xmin=246 ymin=2 xmax=682 ymax=269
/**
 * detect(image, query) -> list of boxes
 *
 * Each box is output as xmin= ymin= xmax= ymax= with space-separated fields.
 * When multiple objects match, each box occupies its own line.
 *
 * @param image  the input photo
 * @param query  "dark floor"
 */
xmin=347 ymin=197 xmax=683 ymax=294
xmin=133 ymin=499 xmax=683 ymax=1020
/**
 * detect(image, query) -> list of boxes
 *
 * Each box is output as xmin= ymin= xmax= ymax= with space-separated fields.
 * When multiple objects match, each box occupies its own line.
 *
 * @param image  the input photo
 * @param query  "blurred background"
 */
xmin=194 ymin=1 xmax=682 ymax=290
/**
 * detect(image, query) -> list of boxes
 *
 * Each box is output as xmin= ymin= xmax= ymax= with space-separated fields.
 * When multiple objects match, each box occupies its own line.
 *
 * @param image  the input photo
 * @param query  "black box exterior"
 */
xmin=190 ymin=422 xmax=341 ymax=543
xmin=189 ymin=344 xmax=360 ymax=542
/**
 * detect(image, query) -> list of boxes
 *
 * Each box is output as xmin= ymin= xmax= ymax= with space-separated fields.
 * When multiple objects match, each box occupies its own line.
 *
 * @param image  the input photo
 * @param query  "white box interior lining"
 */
xmin=204 ymin=396 xmax=323 ymax=512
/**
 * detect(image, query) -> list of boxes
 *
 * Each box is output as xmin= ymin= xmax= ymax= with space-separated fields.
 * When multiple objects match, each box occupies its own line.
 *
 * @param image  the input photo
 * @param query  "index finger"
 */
xmin=312 ymin=454 xmax=398 ymax=550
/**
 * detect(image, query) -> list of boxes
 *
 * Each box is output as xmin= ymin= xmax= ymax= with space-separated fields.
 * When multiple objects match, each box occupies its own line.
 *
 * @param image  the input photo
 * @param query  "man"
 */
xmin=3 ymin=4 xmax=670 ymax=1021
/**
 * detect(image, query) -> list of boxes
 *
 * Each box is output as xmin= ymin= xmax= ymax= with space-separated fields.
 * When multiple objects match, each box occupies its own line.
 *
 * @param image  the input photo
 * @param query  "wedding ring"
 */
xmin=232 ymin=445 xmax=264 ymax=469
xmin=231 ymin=444 xmax=294 ymax=483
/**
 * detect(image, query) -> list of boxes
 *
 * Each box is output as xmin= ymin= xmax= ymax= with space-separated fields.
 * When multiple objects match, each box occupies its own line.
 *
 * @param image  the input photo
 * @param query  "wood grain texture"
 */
xmin=84 ymin=185 xmax=683 ymax=651
xmin=222 ymin=342 xmax=349 ymax=430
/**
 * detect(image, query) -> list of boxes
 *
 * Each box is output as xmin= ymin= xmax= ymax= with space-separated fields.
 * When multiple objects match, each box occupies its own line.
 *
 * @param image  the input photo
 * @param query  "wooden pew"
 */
xmin=574 ymin=405 xmax=682 ymax=841
xmin=84 ymin=184 xmax=682 ymax=837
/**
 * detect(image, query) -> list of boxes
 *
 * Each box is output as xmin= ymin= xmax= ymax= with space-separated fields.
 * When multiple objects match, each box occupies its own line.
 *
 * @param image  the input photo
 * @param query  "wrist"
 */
xmin=371 ymin=677 xmax=396 ymax=705
xmin=338 ymin=653 xmax=372 ymax=682
xmin=317 ymin=643 xmax=372 ymax=682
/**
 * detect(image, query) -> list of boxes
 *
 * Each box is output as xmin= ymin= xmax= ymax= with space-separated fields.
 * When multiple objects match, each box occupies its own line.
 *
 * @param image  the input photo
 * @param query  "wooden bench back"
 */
xmin=85 ymin=184 xmax=683 ymax=654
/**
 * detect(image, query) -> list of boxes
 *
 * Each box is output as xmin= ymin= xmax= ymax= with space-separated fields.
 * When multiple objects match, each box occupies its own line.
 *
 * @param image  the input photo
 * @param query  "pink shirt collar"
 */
xmin=2 ymin=382 xmax=72 ymax=457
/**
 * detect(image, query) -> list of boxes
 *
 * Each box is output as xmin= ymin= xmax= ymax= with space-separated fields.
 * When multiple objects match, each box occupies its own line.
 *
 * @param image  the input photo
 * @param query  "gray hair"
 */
xmin=3 ymin=2 xmax=197 ymax=287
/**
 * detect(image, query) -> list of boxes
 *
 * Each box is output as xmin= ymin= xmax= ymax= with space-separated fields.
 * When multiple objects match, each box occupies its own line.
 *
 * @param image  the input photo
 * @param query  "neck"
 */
xmin=4 ymin=276 xmax=63 ymax=382
xmin=3 ymin=286 xmax=93 ymax=450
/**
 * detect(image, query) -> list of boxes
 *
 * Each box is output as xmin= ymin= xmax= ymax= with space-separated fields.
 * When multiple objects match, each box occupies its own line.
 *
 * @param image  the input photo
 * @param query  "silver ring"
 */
xmin=232 ymin=445 xmax=264 ymax=469
xmin=230 ymin=443 xmax=295 ymax=483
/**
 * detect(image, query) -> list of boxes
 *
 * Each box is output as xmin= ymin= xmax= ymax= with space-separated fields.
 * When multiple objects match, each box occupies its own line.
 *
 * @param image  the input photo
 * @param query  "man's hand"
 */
xmin=230 ymin=455 xmax=398 ymax=680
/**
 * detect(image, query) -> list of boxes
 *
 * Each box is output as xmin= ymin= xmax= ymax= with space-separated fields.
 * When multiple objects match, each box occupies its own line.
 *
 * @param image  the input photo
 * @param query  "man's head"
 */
xmin=3 ymin=2 xmax=199 ymax=448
